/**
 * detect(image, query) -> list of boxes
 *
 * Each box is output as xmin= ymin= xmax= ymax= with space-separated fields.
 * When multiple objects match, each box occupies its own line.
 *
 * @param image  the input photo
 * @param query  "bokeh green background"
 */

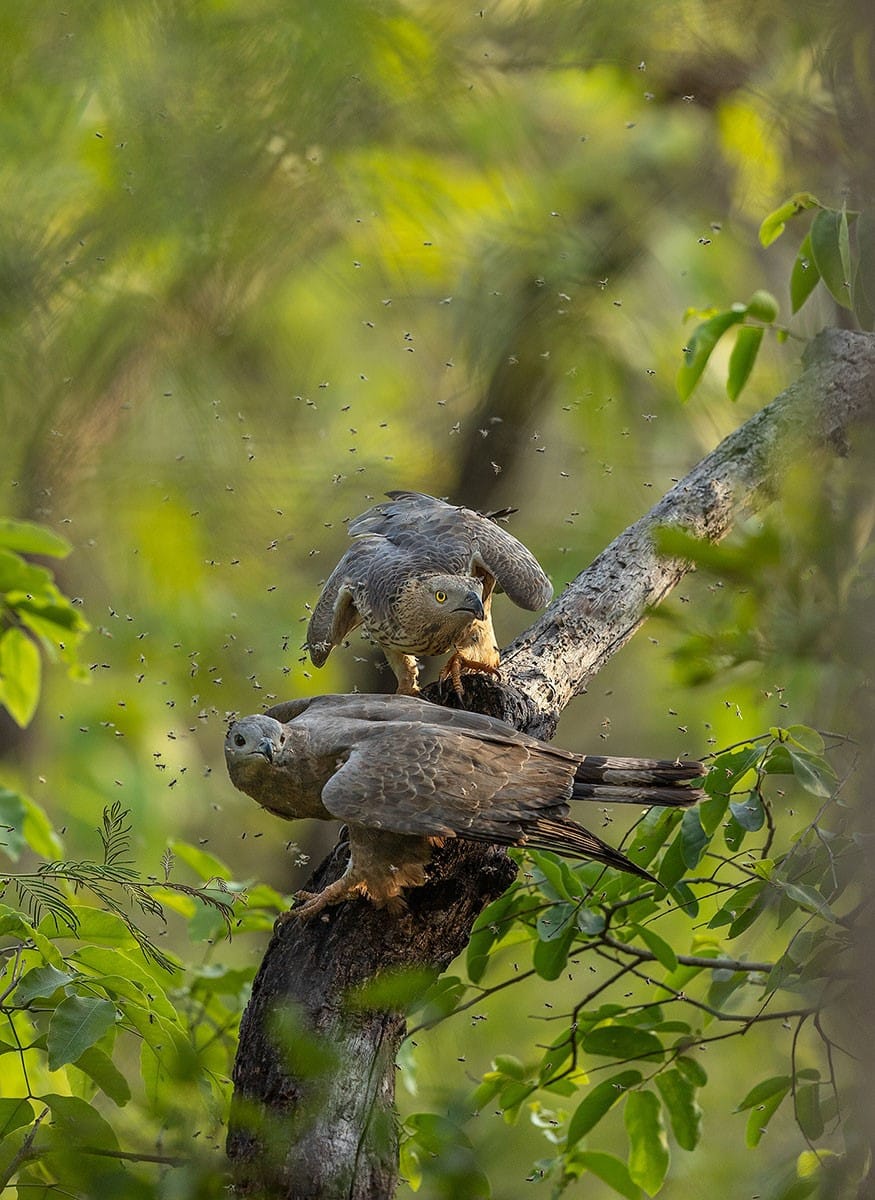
xmin=1 ymin=2 xmax=871 ymax=1195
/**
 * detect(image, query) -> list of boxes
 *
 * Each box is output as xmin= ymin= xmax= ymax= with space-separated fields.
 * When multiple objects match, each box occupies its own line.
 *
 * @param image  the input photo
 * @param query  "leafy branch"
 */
xmin=399 ymin=723 xmax=859 ymax=1196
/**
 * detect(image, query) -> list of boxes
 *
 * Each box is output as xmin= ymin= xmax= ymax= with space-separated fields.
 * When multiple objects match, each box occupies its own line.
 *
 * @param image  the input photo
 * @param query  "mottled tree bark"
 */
xmin=227 ymin=329 xmax=875 ymax=1199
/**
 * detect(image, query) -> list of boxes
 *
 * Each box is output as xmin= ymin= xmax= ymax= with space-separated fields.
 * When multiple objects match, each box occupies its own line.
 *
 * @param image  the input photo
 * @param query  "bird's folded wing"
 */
xmin=319 ymin=726 xmax=573 ymax=843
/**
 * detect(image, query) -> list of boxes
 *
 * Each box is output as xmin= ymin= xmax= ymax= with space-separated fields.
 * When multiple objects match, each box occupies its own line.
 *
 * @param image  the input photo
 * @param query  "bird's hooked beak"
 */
xmin=454 ymin=589 xmax=485 ymax=620
xmin=257 ymin=736 xmax=276 ymax=763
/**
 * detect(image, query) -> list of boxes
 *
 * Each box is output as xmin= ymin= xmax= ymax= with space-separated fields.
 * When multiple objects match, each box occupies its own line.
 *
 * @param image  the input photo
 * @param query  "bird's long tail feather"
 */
xmin=572 ymin=755 xmax=705 ymax=807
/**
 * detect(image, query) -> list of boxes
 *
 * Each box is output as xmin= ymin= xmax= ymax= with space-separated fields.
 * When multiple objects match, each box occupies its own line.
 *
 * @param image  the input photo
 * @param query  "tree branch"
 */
xmin=226 ymin=329 xmax=875 ymax=1199
xmin=504 ymin=327 xmax=875 ymax=738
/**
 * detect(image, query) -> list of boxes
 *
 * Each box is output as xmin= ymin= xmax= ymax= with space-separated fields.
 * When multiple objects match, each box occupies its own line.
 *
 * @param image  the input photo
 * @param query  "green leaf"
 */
xmin=633 ymin=926 xmax=678 ymax=973
xmin=656 ymin=833 xmax=686 ymax=891
xmin=745 ymin=1080 xmax=791 ymax=1147
xmin=810 ymin=209 xmax=852 ymax=308
xmin=168 ymin=839 xmax=233 ymax=882
xmin=0 ymin=788 xmax=65 ymax=860
xmin=73 ymin=1046 xmax=132 ymax=1107
xmin=532 ymin=921 xmax=576 ymax=980
xmin=573 ymin=1151 xmax=643 ymax=1200
xmin=566 ymin=1071 xmax=643 ymax=1146
xmin=675 ymin=1056 xmax=707 ymax=1088
xmin=47 ymin=995 xmax=117 ymax=1069
xmin=795 ymin=1083 xmax=823 ymax=1140
xmin=677 ymin=308 xmax=746 ymax=401
xmin=0 ymin=627 xmax=41 ymax=727
xmin=583 ymin=1026 xmax=664 ymax=1062
xmin=779 ymin=883 xmax=836 ymax=922
xmin=14 ymin=964 xmax=75 ymax=1004
xmin=0 ymin=519 xmax=72 ymax=558
xmin=783 ymin=725 xmax=825 ymax=754
xmin=744 ymin=289 xmax=779 ymax=322
xmin=737 ymin=1074 xmax=792 ymax=1111
xmin=758 ymin=192 xmax=820 ymax=247
xmin=679 ymin=807 xmax=708 ymax=869
xmin=625 ymin=1090 xmax=669 ymax=1196
xmin=790 ymin=232 xmax=821 ymax=313
xmin=729 ymin=791 xmax=765 ymax=831
xmin=536 ymin=902 xmax=576 ymax=942
xmin=40 ymin=1093 xmax=118 ymax=1151
xmin=72 ymin=946 xmax=179 ymax=1018
xmin=0 ymin=1097 xmax=34 ymax=1139
xmin=838 ymin=207 xmax=852 ymax=288
xmin=726 ymin=325 xmax=764 ymax=401
xmin=47 ymin=905 xmax=136 ymax=949
xmin=786 ymin=747 xmax=836 ymax=798
xmin=577 ymin=905 xmax=607 ymax=935
xmin=655 ymin=1069 xmax=701 ymax=1150
xmin=0 ymin=549 xmax=54 ymax=595
xmin=466 ymin=890 xmax=522 ymax=983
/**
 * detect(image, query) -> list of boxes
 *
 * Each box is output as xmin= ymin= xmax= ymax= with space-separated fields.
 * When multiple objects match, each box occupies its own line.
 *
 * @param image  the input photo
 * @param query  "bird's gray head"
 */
xmin=411 ymin=573 xmax=484 ymax=619
xmin=224 ymin=715 xmax=285 ymax=771
xmin=390 ymin=573 xmax=486 ymax=655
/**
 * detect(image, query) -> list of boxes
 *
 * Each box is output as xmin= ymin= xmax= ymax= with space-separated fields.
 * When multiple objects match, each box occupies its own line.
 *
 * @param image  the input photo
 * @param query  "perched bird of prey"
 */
xmin=225 ymin=693 xmax=706 ymax=919
xmin=306 ymin=491 xmax=553 ymax=695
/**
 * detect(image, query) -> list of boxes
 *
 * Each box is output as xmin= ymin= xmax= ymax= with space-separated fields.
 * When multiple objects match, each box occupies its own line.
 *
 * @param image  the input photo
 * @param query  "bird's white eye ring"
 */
xmin=435 ymin=590 xmax=447 ymax=603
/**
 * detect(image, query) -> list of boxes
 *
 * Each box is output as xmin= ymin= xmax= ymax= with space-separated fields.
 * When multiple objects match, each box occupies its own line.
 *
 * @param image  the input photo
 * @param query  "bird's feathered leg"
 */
xmin=384 ymin=648 xmax=421 ymax=695
xmin=288 ymin=828 xmax=435 ymax=920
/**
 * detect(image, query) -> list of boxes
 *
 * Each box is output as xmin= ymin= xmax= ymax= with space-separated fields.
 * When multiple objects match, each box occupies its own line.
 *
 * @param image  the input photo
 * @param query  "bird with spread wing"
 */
xmin=225 ymin=693 xmax=706 ymax=919
xmin=306 ymin=491 xmax=553 ymax=695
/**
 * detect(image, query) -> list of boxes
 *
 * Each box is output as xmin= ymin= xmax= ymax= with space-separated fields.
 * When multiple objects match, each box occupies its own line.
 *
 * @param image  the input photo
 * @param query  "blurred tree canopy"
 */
xmin=0 ymin=0 xmax=873 ymax=1197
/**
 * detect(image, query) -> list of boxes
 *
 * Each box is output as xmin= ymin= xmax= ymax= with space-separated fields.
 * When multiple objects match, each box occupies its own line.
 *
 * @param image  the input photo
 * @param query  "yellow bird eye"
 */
xmin=435 ymin=590 xmax=447 ymax=603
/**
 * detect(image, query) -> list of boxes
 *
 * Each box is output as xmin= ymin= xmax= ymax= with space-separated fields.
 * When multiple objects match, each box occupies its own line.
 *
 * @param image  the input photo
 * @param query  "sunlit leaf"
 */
xmin=0 ymin=627 xmax=41 ymax=727
xmin=677 ymin=308 xmax=746 ymax=401
xmin=655 ymin=1068 xmax=701 ymax=1150
xmin=675 ymin=1056 xmax=707 ymax=1088
xmin=758 ymin=192 xmax=820 ymax=246
xmin=0 ymin=519 xmax=72 ymax=558
xmin=168 ymin=839 xmax=234 ymax=882
xmin=726 ymin=325 xmax=764 ymax=401
xmin=625 ymin=1090 xmax=669 ymax=1196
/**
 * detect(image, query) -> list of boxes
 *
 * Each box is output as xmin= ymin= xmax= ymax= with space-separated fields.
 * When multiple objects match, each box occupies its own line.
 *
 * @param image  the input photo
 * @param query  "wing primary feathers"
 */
xmin=458 ymin=818 xmax=657 ymax=882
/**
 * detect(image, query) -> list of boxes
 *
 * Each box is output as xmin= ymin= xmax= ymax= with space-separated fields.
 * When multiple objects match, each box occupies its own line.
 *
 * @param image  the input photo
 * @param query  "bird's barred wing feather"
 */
xmin=347 ymin=491 xmax=553 ymax=610
xmin=321 ymin=726 xmax=576 ymax=841
xmin=306 ymin=542 xmax=385 ymax=664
